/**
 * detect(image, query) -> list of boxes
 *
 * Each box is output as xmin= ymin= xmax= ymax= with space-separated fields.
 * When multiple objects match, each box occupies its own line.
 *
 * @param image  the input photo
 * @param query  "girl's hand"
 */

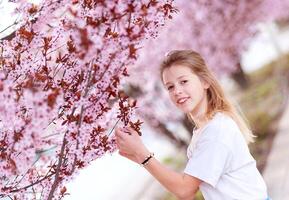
xmin=115 ymin=126 xmax=150 ymax=164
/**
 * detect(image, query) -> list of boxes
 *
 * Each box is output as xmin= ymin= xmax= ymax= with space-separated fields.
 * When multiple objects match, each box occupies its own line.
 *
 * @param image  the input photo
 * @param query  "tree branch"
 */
xmin=47 ymin=133 xmax=67 ymax=200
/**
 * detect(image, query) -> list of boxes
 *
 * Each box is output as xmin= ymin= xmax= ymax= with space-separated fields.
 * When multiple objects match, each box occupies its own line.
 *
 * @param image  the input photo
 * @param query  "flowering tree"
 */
xmin=0 ymin=0 xmax=175 ymax=199
xmin=136 ymin=0 xmax=289 ymax=85
xmin=123 ymin=0 xmax=289 ymax=146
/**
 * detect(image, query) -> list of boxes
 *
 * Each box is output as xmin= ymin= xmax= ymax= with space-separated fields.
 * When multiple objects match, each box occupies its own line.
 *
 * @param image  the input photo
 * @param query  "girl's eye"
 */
xmin=181 ymin=80 xmax=188 ymax=84
xmin=167 ymin=86 xmax=173 ymax=90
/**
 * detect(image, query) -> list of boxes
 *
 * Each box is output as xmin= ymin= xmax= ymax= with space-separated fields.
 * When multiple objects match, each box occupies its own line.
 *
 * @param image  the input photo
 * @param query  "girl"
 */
xmin=115 ymin=50 xmax=269 ymax=200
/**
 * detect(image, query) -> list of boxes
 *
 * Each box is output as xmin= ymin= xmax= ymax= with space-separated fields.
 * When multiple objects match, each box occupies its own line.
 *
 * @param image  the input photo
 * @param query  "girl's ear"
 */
xmin=201 ymin=79 xmax=210 ymax=89
xmin=203 ymin=81 xmax=210 ymax=89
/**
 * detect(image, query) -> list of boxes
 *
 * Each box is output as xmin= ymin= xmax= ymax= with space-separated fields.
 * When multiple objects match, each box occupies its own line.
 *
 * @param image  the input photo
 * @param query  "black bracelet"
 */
xmin=141 ymin=152 xmax=154 ymax=166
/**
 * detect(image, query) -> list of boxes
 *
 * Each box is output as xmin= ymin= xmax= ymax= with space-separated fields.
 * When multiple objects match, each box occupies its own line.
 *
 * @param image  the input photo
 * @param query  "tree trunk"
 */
xmin=231 ymin=62 xmax=250 ymax=89
xmin=182 ymin=115 xmax=194 ymax=136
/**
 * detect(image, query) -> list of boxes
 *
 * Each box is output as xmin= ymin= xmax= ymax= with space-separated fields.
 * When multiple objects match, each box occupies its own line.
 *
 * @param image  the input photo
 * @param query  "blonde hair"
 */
xmin=160 ymin=50 xmax=255 ymax=144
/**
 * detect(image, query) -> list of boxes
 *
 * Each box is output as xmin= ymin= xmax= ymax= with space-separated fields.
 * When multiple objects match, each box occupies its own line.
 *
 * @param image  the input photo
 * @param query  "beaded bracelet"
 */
xmin=141 ymin=152 xmax=155 ymax=166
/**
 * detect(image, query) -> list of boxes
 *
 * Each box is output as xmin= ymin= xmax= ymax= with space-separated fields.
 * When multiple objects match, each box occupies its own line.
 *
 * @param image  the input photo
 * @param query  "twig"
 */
xmin=0 ymin=19 xmax=19 ymax=35
xmin=47 ymin=133 xmax=67 ymax=200
xmin=107 ymin=118 xmax=121 ymax=136
xmin=8 ymin=172 xmax=55 ymax=193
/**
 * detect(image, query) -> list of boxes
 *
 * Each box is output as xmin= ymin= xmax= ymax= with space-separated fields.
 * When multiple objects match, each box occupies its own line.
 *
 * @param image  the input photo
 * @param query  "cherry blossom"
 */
xmin=0 ymin=0 xmax=175 ymax=199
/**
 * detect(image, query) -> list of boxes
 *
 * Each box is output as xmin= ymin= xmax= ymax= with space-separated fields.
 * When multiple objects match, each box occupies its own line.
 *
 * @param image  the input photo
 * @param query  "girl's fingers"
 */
xmin=123 ymin=153 xmax=137 ymax=163
xmin=116 ymin=136 xmax=123 ymax=145
xmin=123 ymin=126 xmax=135 ymax=135
xmin=128 ymin=127 xmax=140 ymax=136
xmin=119 ymin=151 xmax=135 ymax=161
xmin=118 ymin=151 xmax=127 ymax=157
xmin=115 ymin=137 xmax=120 ymax=146
xmin=115 ymin=129 xmax=126 ymax=139
xmin=116 ymin=127 xmax=130 ymax=136
xmin=119 ymin=151 xmax=129 ymax=159
xmin=121 ymin=127 xmax=131 ymax=135
xmin=115 ymin=128 xmax=122 ymax=136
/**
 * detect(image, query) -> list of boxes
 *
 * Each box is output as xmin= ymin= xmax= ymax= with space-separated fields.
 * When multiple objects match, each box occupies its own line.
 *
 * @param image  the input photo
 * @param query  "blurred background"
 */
xmin=1 ymin=0 xmax=289 ymax=199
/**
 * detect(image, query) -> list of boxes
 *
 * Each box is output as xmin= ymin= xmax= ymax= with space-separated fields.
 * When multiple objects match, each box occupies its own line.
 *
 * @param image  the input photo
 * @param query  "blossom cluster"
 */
xmin=125 ymin=0 xmax=289 ymax=145
xmin=0 ymin=0 xmax=174 ymax=199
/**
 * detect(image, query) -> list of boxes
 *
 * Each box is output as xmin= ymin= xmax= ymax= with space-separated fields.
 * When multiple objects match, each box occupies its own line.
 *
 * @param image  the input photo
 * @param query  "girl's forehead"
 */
xmin=162 ymin=65 xmax=193 ymax=80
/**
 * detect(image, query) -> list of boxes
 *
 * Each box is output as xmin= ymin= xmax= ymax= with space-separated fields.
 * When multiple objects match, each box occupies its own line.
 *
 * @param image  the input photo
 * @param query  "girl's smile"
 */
xmin=162 ymin=64 xmax=209 ymax=117
xmin=177 ymin=97 xmax=190 ymax=104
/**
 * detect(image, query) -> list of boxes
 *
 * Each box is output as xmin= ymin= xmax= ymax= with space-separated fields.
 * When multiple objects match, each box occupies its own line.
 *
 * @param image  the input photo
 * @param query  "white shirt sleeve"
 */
xmin=184 ymin=140 xmax=231 ymax=187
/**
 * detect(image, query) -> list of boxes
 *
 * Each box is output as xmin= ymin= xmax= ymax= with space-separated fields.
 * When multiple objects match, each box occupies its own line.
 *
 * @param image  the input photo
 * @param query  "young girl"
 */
xmin=115 ymin=50 xmax=269 ymax=200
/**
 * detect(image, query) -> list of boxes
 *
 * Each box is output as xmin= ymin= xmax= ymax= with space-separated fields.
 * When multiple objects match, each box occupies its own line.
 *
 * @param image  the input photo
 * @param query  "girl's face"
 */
xmin=162 ymin=65 xmax=209 ymax=115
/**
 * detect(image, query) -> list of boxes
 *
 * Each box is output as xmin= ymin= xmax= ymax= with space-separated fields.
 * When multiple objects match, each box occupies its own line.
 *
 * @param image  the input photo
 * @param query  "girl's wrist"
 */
xmin=136 ymin=148 xmax=151 ymax=164
xmin=140 ymin=152 xmax=154 ymax=166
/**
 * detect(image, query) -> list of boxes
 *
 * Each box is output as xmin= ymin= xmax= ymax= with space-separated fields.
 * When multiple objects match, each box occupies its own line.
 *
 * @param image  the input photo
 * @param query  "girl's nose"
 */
xmin=174 ymin=85 xmax=183 ymax=95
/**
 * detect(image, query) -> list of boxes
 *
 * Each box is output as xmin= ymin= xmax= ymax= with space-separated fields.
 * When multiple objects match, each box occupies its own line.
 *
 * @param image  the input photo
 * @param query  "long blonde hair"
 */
xmin=160 ymin=50 xmax=255 ymax=144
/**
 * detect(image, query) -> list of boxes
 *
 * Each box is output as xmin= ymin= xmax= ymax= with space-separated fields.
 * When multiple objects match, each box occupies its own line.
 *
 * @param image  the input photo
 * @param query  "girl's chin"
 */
xmin=182 ymin=108 xmax=194 ymax=113
xmin=175 ymin=99 xmax=195 ymax=113
xmin=178 ymin=104 xmax=194 ymax=113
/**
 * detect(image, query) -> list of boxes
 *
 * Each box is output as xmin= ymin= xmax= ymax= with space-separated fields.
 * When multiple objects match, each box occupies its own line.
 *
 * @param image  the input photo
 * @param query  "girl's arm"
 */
xmin=133 ymin=149 xmax=202 ymax=200
xmin=116 ymin=127 xmax=202 ymax=200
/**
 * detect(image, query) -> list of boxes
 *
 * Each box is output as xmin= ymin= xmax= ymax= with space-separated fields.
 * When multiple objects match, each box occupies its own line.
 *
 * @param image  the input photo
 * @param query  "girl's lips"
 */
xmin=177 ymin=97 xmax=190 ymax=104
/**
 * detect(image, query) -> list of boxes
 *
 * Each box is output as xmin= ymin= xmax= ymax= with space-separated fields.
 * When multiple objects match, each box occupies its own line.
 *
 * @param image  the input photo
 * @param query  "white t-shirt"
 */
xmin=184 ymin=112 xmax=268 ymax=200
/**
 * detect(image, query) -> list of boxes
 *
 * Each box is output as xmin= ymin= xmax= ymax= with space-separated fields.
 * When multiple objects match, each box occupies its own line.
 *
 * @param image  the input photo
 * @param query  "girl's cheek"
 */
xmin=170 ymin=97 xmax=175 ymax=103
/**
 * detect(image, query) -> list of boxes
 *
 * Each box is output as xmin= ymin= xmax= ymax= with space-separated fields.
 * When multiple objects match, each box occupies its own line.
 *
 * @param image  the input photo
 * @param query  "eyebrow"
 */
xmin=164 ymin=75 xmax=188 ymax=86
